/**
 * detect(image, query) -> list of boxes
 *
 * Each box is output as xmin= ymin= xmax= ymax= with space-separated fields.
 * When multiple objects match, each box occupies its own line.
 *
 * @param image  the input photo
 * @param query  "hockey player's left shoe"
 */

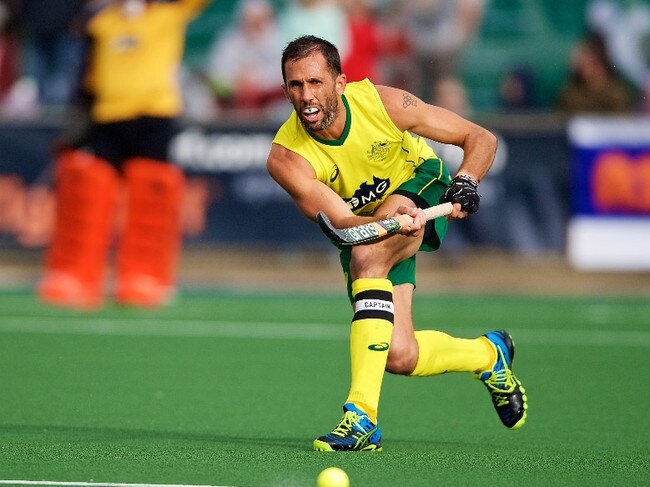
xmin=478 ymin=330 xmax=528 ymax=429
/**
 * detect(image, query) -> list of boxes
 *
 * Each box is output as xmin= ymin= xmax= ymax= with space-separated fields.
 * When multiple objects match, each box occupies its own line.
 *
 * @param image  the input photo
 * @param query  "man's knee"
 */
xmin=386 ymin=343 xmax=418 ymax=375
xmin=350 ymin=243 xmax=391 ymax=278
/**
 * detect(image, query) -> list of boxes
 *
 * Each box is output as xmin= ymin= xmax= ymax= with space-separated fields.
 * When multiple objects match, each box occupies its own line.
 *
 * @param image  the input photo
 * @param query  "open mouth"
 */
xmin=302 ymin=106 xmax=320 ymax=122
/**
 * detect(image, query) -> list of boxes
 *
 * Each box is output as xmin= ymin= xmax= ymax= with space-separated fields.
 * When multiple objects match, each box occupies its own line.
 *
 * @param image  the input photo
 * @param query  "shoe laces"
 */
xmin=484 ymin=347 xmax=516 ymax=400
xmin=331 ymin=411 xmax=362 ymax=438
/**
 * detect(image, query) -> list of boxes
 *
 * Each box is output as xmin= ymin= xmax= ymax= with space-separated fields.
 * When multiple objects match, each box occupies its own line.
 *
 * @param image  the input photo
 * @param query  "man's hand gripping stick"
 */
xmin=316 ymin=202 xmax=453 ymax=246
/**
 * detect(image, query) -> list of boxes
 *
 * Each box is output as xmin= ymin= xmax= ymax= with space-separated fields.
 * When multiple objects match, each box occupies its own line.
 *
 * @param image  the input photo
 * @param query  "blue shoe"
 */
xmin=478 ymin=330 xmax=528 ymax=429
xmin=313 ymin=403 xmax=382 ymax=451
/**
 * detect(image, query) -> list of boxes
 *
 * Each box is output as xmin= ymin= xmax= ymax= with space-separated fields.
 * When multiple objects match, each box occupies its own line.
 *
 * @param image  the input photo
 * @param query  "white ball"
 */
xmin=317 ymin=467 xmax=350 ymax=487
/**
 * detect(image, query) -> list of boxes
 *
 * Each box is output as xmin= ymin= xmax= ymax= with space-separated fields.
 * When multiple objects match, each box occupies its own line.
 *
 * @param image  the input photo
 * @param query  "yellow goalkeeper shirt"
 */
xmin=273 ymin=79 xmax=439 ymax=216
xmin=84 ymin=0 xmax=208 ymax=122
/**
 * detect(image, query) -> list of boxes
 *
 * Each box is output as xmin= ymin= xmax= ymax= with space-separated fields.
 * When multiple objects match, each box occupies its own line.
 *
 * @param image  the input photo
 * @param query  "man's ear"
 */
xmin=336 ymin=74 xmax=347 ymax=95
xmin=282 ymin=83 xmax=290 ymax=101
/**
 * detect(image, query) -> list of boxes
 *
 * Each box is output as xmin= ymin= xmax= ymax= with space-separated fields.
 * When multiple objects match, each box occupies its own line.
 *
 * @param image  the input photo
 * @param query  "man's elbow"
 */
xmin=475 ymin=126 xmax=498 ymax=157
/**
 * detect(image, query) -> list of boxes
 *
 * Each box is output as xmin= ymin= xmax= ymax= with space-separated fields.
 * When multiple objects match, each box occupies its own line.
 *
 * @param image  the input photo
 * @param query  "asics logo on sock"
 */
xmin=368 ymin=342 xmax=390 ymax=351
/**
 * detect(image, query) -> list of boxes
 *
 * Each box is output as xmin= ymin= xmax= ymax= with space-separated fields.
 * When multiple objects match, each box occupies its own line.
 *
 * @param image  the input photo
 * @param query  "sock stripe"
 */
xmin=353 ymin=289 xmax=393 ymax=302
xmin=353 ymin=309 xmax=395 ymax=322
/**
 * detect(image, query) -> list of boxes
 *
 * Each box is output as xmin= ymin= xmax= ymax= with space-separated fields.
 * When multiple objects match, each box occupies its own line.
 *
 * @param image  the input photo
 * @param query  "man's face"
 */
xmin=283 ymin=53 xmax=345 ymax=134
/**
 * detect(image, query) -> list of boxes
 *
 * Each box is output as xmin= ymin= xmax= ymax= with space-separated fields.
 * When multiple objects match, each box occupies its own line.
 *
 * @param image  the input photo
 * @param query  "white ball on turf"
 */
xmin=317 ymin=467 xmax=350 ymax=487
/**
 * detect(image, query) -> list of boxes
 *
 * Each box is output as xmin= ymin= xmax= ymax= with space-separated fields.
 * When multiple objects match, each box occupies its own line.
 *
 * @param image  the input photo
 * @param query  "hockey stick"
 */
xmin=316 ymin=201 xmax=453 ymax=246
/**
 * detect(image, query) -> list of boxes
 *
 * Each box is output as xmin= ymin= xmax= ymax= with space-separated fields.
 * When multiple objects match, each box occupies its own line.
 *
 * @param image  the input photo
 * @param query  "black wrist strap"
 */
xmin=453 ymin=174 xmax=479 ymax=188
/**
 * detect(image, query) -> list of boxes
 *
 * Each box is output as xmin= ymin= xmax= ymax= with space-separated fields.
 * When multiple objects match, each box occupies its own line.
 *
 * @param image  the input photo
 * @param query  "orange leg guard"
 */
xmin=114 ymin=158 xmax=185 ymax=307
xmin=38 ymin=150 xmax=119 ymax=309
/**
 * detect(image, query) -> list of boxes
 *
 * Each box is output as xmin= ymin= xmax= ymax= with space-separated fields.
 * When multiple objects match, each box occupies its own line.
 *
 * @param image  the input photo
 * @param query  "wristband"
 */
xmin=455 ymin=174 xmax=479 ymax=188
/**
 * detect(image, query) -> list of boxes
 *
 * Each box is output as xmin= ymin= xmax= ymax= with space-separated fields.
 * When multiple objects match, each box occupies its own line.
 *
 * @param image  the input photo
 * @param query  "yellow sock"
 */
xmin=345 ymin=278 xmax=393 ymax=423
xmin=410 ymin=330 xmax=495 ymax=377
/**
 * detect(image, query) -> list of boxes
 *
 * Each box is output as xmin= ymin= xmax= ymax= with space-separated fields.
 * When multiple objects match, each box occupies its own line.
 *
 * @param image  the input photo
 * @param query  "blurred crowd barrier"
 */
xmin=1 ymin=112 xmax=649 ymax=271
xmin=0 ymin=115 xmax=567 ymax=247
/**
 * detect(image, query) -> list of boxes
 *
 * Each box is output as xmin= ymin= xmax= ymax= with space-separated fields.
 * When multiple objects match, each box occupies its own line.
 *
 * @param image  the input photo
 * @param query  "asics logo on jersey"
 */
xmin=329 ymin=165 xmax=339 ymax=183
xmin=345 ymin=176 xmax=391 ymax=212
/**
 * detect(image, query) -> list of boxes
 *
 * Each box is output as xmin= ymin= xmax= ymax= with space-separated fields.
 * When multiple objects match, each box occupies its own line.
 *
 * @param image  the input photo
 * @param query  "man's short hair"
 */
xmin=281 ymin=35 xmax=342 ymax=82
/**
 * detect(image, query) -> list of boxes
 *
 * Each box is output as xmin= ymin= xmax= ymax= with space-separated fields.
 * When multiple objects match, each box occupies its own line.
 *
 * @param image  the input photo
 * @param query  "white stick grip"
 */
xmin=422 ymin=202 xmax=453 ymax=221
xmin=391 ymin=202 xmax=453 ymax=230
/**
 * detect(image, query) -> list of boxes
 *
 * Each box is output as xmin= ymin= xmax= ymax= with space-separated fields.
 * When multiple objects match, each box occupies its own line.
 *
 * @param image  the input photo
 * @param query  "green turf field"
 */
xmin=0 ymin=288 xmax=648 ymax=487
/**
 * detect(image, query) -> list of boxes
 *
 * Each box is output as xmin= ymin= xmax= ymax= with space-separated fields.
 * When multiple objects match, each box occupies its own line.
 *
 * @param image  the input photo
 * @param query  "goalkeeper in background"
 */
xmin=267 ymin=35 xmax=528 ymax=451
xmin=38 ymin=0 xmax=210 ymax=309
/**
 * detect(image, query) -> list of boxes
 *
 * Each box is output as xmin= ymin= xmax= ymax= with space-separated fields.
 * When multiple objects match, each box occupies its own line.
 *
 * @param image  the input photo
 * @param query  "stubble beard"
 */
xmin=300 ymin=94 xmax=339 ymax=134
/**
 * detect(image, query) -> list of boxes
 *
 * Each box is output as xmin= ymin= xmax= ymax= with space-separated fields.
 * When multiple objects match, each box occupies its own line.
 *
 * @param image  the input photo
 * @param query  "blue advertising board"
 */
xmin=569 ymin=117 xmax=650 ymax=216
xmin=567 ymin=117 xmax=650 ymax=270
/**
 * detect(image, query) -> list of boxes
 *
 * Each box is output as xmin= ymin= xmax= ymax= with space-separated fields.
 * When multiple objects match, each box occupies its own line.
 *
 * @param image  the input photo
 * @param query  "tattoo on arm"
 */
xmin=402 ymin=93 xmax=417 ymax=109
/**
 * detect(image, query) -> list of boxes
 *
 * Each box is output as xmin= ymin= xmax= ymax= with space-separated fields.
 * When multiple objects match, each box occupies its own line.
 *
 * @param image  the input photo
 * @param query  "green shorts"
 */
xmin=339 ymin=158 xmax=451 ymax=301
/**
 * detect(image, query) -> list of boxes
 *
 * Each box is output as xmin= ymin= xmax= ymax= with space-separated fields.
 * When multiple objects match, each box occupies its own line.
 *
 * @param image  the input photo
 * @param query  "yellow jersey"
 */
xmin=84 ymin=0 xmax=208 ymax=122
xmin=273 ymin=79 xmax=439 ymax=216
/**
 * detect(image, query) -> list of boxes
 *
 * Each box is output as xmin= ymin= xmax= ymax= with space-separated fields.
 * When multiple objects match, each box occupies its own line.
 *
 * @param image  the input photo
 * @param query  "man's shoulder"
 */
xmin=344 ymin=79 xmax=386 ymax=110
xmin=344 ymin=78 xmax=375 ymax=96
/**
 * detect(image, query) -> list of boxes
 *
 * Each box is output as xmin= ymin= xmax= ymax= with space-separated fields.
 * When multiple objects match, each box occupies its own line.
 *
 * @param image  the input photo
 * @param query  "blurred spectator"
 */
xmin=341 ymin=0 xmax=382 ymax=83
xmin=640 ymin=75 xmax=650 ymax=114
xmin=0 ymin=174 xmax=25 ymax=238
xmin=38 ymin=0 xmax=210 ymax=310
xmin=0 ymin=174 xmax=55 ymax=248
xmin=499 ymin=66 xmax=537 ymax=112
xmin=403 ymin=0 xmax=486 ymax=102
xmin=433 ymin=75 xmax=471 ymax=116
xmin=20 ymin=0 xmax=85 ymax=107
xmin=557 ymin=32 xmax=636 ymax=115
xmin=278 ymin=0 xmax=349 ymax=59
xmin=205 ymin=0 xmax=283 ymax=112
xmin=587 ymin=0 xmax=650 ymax=91
xmin=375 ymin=0 xmax=413 ymax=91
xmin=0 ymin=1 xmax=19 ymax=103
